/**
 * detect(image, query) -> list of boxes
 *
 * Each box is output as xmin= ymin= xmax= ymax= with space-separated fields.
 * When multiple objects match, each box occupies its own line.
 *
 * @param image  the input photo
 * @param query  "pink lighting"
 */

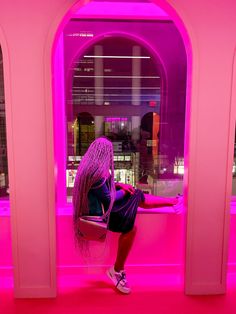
xmin=0 ymin=0 xmax=234 ymax=300
xmin=72 ymin=1 xmax=170 ymax=20
xmin=83 ymin=55 xmax=151 ymax=59
xmin=50 ymin=1 xmax=190 ymax=294
xmin=47 ymin=4 xmax=192 ymax=300
xmin=67 ymin=32 xmax=94 ymax=37
xmin=74 ymin=75 xmax=161 ymax=78
xmin=105 ymin=117 xmax=128 ymax=122
xmin=47 ymin=0 xmax=236 ymax=297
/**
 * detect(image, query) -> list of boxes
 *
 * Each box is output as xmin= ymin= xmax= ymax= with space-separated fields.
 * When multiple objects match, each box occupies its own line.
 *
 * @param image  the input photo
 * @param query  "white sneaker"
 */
xmin=106 ymin=266 xmax=131 ymax=294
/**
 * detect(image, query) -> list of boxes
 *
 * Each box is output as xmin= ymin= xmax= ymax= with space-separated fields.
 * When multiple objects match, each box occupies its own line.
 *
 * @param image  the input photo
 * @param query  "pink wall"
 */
xmin=0 ymin=0 xmax=235 ymax=298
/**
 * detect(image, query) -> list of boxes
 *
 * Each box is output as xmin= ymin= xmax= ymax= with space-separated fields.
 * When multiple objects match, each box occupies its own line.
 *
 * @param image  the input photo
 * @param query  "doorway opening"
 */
xmin=52 ymin=0 xmax=190 ymax=290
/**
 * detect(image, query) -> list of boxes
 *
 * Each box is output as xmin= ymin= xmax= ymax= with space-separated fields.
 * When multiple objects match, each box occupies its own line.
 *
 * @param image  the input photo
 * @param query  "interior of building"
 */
xmin=0 ymin=0 xmax=236 ymax=313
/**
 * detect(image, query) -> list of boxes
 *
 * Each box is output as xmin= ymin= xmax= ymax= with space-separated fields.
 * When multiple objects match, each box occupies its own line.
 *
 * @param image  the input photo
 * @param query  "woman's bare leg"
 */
xmin=139 ymin=193 xmax=178 ymax=210
xmin=114 ymin=226 xmax=137 ymax=272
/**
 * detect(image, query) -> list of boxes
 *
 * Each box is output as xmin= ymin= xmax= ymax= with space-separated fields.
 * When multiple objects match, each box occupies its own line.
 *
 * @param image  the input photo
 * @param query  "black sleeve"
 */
xmin=91 ymin=179 xmax=125 ymax=212
xmin=91 ymin=180 xmax=111 ymax=212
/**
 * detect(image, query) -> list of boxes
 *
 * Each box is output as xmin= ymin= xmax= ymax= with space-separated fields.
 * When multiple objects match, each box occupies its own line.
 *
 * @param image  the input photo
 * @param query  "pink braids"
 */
xmin=73 ymin=137 xmax=116 ymax=236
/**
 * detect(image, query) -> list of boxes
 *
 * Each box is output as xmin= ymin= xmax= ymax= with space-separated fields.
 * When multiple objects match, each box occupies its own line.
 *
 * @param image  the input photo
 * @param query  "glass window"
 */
xmin=232 ymin=126 xmax=236 ymax=196
xmin=0 ymin=47 xmax=8 ymax=201
xmin=64 ymin=20 xmax=187 ymax=201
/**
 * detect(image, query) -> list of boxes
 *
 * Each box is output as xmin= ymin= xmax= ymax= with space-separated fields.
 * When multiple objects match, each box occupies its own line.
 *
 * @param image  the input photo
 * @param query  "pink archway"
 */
xmin=0 ymin=0 xmax=234 ymax=299
xmin=44 ymin=0 xmax=193 ymax=294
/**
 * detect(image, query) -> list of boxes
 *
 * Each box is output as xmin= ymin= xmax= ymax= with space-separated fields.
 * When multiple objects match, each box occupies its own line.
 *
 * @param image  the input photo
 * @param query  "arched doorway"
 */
xmin=52 ymin=2 xmax=188 ymax=292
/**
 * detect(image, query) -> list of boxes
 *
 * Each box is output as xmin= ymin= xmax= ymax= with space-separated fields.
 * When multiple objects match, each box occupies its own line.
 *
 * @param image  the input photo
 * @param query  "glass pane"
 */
xmin=232 ymin=127 xmax=236 ymax=196
xmin=64 ymin=20 xmax=187 ymax=202
xmin=0 ymin=47 xmax=9 ymax=200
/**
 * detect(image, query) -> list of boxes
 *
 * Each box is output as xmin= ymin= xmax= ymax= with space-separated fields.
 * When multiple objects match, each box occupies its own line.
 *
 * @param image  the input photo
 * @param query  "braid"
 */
xmin=73 ymin=137 xmax=116 ymax=239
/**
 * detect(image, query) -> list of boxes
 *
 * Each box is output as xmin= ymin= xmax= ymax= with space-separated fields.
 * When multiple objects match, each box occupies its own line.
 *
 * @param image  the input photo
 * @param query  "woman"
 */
xmin=73 ymin=137 xmax=180 ymax=294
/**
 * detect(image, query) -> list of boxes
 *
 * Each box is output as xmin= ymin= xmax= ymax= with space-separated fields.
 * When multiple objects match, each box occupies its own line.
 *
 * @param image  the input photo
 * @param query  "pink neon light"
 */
xmin=72 ymin=2 xmax=169 ymax=19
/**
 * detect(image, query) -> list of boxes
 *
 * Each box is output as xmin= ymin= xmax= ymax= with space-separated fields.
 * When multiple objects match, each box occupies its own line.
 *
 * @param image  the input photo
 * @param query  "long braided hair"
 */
xmin=73 ymin=137 xmax=116 ymax=240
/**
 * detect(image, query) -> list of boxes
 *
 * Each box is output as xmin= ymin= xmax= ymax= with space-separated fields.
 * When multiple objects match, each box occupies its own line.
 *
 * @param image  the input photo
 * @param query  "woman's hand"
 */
xmin=115 ymin=182 xmax=135 ymax=195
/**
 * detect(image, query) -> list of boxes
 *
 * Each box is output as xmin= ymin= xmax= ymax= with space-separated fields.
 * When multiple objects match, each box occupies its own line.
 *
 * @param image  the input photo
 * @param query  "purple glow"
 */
xmin=72 ymin=1 xmax=169 ymax=19
xmin=105 ymin=117 xmax=128 ymax=122
xmin=52 ymin=33 xmax=67 ymax=206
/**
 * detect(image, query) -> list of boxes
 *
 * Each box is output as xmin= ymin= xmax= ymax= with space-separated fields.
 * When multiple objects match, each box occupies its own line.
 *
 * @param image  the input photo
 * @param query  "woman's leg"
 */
xmin=139 ymin=193 xmax=178 ymax=210
xmin=114 ymin=226 xmax=137 ymax=272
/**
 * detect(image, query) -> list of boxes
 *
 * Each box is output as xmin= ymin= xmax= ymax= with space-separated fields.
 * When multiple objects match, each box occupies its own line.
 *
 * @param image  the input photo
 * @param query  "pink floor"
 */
xmin=1 ymin=272 xmax=236 ymax=314
xmin=1 ymin=203 xmax=236 ymax=312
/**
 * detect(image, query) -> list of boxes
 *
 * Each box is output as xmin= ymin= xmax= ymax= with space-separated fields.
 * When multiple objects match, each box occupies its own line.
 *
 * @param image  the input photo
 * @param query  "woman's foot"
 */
xmin=169 ymin=197 xmax=178 ymax=206
xmin=173 ymin=195 xmax=183 ymax=213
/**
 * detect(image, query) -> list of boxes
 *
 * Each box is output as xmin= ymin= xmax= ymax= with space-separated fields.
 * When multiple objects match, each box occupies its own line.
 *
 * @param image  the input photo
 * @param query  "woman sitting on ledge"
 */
xmin=73 ymin=137 xmax=182 ymax=294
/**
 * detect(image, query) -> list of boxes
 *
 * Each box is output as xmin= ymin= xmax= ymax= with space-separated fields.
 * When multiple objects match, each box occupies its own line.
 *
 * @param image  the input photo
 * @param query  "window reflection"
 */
xmin=233 ymin=127 xmax=236 ymax=196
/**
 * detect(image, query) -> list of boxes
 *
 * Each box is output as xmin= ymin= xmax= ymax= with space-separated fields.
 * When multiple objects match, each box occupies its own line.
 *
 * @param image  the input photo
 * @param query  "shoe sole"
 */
xmin=106 ymin=269 xmax=131 ymax=294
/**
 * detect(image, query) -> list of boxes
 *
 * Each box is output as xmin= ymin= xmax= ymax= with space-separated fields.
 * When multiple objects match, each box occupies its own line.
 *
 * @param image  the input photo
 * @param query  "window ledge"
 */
xmin=1 ymin=199 xmax=236 ymax=216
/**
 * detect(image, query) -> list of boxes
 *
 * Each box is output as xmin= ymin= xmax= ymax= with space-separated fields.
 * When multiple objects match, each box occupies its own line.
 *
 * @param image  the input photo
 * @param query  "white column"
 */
xmin=131 ymin=116 xmax=141 ymax=143
xmin=94 ymin=116 xmax=104 ymax=138
xmin=94 ymin=45 xmax=104 ymax=137
xmin=1 ymin=5 xmax=58 ymax=298
xmin=132 ymin=45 xmax=141 ymax=106
xmin=131 ymin=46 xmax=141 ymax=144
xmin=94 ymin=45 xmax=104 ymax=106
xmin=183 ymin=23 xmax=236 ymax=295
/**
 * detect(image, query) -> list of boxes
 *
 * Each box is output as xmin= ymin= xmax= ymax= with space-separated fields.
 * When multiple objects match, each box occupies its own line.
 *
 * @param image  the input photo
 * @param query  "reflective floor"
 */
xmin=1 ymin=272 xmax=236 ymax=314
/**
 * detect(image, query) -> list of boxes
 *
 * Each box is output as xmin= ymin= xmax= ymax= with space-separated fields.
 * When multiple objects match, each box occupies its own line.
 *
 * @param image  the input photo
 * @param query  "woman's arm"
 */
xmin=91 ymin=180 xmax=127 ymax=212
xmin=115 ymin=182 xmax=135 ymax=195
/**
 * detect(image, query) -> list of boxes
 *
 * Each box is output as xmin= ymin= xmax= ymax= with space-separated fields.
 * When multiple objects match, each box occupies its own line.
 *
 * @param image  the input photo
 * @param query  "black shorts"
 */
xmin=108 ymin=189 xmax=145 ymax=233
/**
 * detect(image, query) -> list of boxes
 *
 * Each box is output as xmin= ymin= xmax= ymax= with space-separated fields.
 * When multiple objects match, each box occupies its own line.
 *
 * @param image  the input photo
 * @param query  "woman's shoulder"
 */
xmin=91 ymin=177 xmax=107 ymax=189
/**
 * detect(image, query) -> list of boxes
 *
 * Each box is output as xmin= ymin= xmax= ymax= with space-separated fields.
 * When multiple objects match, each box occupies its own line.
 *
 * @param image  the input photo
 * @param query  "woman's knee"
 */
xmin=131 ymin=225 xmax=137 ymax=235
xmin=122 ymin=225 xmax=137 ymax=237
